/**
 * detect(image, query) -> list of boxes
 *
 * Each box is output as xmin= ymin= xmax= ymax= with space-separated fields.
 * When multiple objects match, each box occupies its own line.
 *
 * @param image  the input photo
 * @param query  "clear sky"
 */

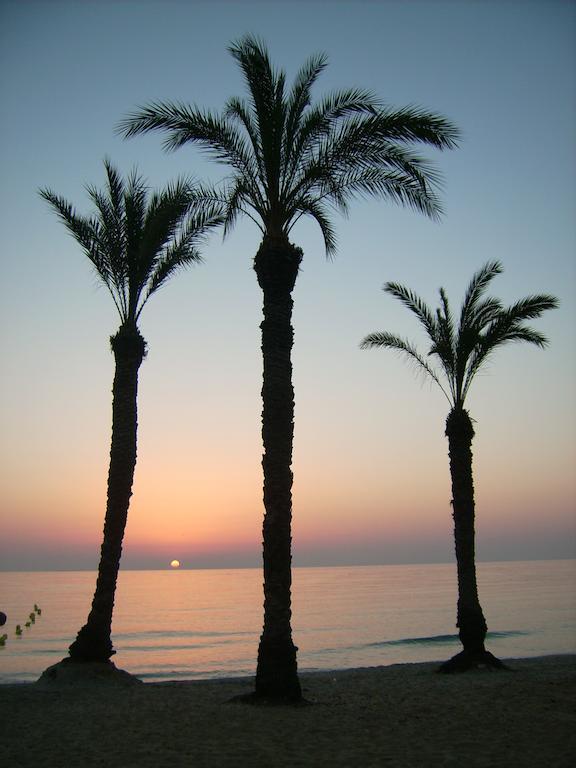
xmin=1 ymin=0 xmax=574 ymax=570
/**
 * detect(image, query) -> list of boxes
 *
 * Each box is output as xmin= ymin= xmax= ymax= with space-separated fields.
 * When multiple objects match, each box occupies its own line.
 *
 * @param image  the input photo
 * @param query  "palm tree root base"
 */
xmin=438 ymin=649 xmax=510 ymax=674
xmin=36 ymin=657 xmax=142 ymax=687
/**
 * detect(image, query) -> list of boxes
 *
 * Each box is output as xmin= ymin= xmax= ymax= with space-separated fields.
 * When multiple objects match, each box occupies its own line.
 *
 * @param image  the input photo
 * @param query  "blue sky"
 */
xmin=0 ymin=0 xmax=574 ymax=570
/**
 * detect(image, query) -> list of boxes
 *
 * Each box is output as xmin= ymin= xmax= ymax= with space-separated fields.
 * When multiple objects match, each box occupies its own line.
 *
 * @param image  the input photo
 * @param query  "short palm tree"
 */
xmin=118 ymin=35 xmax=460 ymax=700
xmin=39 ymin=160 xmax=223 ymax=667
xmin=361 ymin=261 xmax=558 ymax=671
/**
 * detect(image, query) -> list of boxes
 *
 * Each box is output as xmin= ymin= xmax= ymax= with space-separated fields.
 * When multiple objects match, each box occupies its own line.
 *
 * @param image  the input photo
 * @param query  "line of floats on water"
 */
xmin=0 ymin=604 xmax=42 ymax=646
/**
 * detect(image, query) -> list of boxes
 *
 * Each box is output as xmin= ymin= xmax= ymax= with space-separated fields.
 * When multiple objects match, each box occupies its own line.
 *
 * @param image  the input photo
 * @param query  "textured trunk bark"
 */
xmin=446 ymin=407 xmax=486 ymax=649
xmin=252 ymin=235 xmax=303 ymax=702
xmin=441 ymin=407 xmax=505 ymax=672
xmin=68 ymin=324 xmax=146 ymax=662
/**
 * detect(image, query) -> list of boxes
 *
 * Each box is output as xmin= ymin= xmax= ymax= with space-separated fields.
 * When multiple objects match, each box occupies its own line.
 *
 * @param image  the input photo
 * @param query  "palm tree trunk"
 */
xmin=68 ymin=324 xmax=146 ymax=663
xmin=251 ymin=235 xmax=303 ymax=702
xmin=441 ymin=406 xmax=505 ymax=672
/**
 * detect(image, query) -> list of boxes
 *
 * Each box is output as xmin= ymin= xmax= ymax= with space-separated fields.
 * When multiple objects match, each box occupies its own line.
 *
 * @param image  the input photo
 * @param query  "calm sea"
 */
xmin=0 ymin=561 xmax=574 ymax=684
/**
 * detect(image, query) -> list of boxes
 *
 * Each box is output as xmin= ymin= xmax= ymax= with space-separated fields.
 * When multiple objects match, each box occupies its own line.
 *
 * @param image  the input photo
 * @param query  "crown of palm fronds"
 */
xmin=40 ymin=159 xmax=225 ymax=324
xmin=118 ymin=35 xmax=460 ymax=255
xmin=361 ymin=261 xmax=558 ymax=407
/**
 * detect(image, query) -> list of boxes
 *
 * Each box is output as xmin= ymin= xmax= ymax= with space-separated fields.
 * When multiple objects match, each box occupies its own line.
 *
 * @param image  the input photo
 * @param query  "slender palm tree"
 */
xmin=361 ymin=261 xmax=558 ymax=671
xmin=39 ymin=160 xmax=223 ymax=667
xmin=118 ymin=35 xmax=460 ymax=700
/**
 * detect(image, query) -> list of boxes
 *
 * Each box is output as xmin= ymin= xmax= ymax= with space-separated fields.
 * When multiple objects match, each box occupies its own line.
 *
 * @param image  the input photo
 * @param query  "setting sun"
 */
xmin=170 ymin=560 xmax=181 ymax=569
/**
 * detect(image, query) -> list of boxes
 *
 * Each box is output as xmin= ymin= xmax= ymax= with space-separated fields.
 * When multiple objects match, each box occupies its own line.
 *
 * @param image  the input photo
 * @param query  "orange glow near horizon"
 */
xmin=2 ymin=425 xmax=575 ymax=570
xmin=1 ymin=283 xmax=574 ymax=571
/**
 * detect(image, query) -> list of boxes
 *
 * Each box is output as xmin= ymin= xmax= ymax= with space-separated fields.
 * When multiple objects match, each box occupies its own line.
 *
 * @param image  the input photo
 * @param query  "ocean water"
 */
xmin=0 ymin=560 xmax=574 ymax=684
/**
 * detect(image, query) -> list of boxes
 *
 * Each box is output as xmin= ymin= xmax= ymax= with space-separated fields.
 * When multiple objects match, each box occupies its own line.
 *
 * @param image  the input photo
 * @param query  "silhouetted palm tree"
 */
xmin=118 ymin=35 xmax=460 ymax=700
xmin=361 ymin=261 xmax=558 ymax=671
xmin=40 ymin=160 xmax=223 ymax=665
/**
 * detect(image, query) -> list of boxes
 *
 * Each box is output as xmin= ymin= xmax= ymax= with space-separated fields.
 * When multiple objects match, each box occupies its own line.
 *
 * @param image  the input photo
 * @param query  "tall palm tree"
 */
xmin=39 ymin=160 xmax=223 ymax=667
xmin=118 ymin=35 xmax=460 ymax=700
xmin=361 ymin=261 xmax=558 ymax=671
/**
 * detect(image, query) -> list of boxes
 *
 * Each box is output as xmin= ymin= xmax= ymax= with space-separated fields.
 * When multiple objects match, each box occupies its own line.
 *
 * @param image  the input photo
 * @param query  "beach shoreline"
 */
xmin=1 ymin=654 xmax=574 ymax=767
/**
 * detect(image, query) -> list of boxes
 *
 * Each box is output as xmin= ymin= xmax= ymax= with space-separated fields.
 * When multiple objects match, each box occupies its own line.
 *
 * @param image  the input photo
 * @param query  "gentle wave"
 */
xmin=298 ymin=630 xmax=531 ymax=661
xmin=115 ymin=629 xmax=253 ymax=641
xmin=367 ymin=630 xmax=529 ymax=648
xmin=117 ymin=641 xmax=242 ymax=652
xmin=137 ymin=667 xmax=254 ymax=682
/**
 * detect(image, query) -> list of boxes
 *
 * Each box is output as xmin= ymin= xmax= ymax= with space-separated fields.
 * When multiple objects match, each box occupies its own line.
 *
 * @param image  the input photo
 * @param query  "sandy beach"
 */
xmin=1 ymin=654 xmax=574 ymax=767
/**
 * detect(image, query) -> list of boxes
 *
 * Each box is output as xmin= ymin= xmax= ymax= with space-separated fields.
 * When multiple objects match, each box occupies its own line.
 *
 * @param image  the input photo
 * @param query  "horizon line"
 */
xmin=1 ymin=555 xmax=574 ymax=574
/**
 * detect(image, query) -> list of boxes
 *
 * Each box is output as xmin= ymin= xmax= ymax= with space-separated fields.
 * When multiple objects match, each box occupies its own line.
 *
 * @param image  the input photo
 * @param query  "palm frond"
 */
xmin=138 ymin=233 xmax=200 ymax=317
xmin=284 ymin=118 xmax=446 ymax=223
xmin=224 ymin=96 xmax=265 ymax=179
xmin=463 ymin=291 xmax=559 ymax=400
xmin=228 ymin=34 xmax=278 ymax=120
xmin=228 ymin=35 xmax=286 ymax=203
xmin=133 ymin=177 xmax=193 ymax=305
xmin=84 ymin=179 xmax=128 ymax=309
xmin=39 ymin=186 xmax=124 ymax=304
xmin=39 ymin=189 xmax=100 ymax=262
xmin=284 ymin=52 xmax=329 ymax=154
xmin=370 ymin=105 xmax=461 ymax=149
xmin=123 ymin=168 xmax=149 ymax=316
xmin=357 ymin=167 xmax=443 ymax=220
xmin=103 ymin=158 xmax=125 ymax=212
xmin=465 ymin=293 xmax=558 ymax=380
xmin=384 ymin=282 xmax=438 ymax=342
xmin=438 ymin=287 xmax=455 ymax=351
xmin=466 ymin=296 xmax=503 ymax=330
xmin=120 ymin=38 xmax=459 ymax=250
xmin=364 ymin=263 xmax=557 ymax=410
xmin=450 ymin=261 xmax=504 ymax=401
xmin=430 ymin=287 xmax=457 ymax=398
xmin=459 ymin=260 xmax=503 ymax=329
xmin=287 ymin=196 xmax=337 ymax=255
xmin=325 ymin=120 xmax=444 ymax=216
xmin=499 ymin=295 xmax=559 ymax=323
xmin=282 ymin=87 xmax=381 ymax=195
xmin=119 ymin=100 xmax=256 ymax=176
xmin=40 ymin=162 xmax=223 ymax=326
xmin=221 ymin=177 xmax=264 ymax=239
xmin=137 ymin=179 xmax=226 ymax=313
xmin=462 ymin=322 xmax=549 ymax=402
xmin=360 ymin=331 xmax=451 ymax=403
xmin=117 ymin=100 xmax=196 ymax=140
xmin=138 ymin=247 xmax=198 ymax=318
